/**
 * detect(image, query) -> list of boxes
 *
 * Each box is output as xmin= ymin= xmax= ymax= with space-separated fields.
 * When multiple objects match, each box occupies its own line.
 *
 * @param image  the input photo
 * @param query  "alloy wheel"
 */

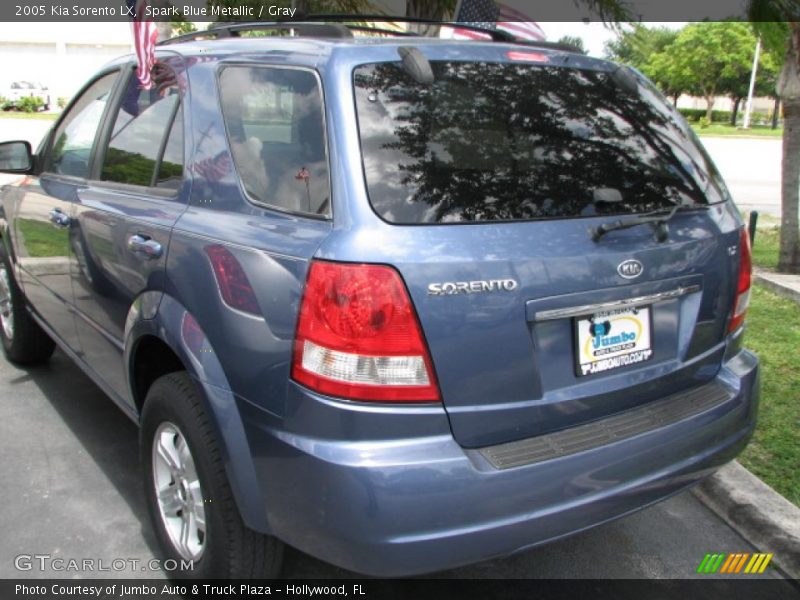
xmin=152 ymin=422 xmax=207 ymax=561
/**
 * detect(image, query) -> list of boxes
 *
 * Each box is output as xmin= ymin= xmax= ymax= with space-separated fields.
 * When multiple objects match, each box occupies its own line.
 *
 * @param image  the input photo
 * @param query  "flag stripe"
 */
xmin=128 ymin=0 xmax=158 ymax=89
xmin=450 ymin=0 xmax=545 ymax=42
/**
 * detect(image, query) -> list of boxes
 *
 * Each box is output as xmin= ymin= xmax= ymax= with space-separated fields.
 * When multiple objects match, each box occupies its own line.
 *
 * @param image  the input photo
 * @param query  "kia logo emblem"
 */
xmin=618 ymin=259 xmax=643 ymax=279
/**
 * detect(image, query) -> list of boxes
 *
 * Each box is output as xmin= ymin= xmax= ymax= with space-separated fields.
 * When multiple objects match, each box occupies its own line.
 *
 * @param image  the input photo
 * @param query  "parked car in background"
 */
xmin=0 ymin=21 xmax=759 ymax=579
xmin=2 ymin=81 xmax=50 ymax=111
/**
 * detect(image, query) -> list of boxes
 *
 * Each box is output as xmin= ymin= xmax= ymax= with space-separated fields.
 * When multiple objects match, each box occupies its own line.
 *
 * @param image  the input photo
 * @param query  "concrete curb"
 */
xmin=754 ymin=270 xmax=800 ymax=305
xmin=692 ymin=461 xmax=800 ymax=580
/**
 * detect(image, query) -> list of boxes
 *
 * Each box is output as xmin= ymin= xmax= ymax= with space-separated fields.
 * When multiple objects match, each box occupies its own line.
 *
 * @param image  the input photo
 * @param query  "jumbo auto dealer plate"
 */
xmin=575 ymin=306 xmax=653 ymax=376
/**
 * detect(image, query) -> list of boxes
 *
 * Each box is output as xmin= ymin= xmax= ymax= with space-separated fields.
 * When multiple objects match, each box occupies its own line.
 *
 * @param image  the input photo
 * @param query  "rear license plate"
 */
xmin=575 ymin=306 xmax=653 ymax=376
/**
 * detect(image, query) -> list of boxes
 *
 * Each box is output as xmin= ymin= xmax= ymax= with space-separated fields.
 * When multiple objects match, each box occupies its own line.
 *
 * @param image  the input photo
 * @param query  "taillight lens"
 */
xmin=205 ymin=245 xmax=262 ymax=316
xmin=728 ymin=228 xmax=752 ymax=333
xmin=291 ymin=260 xmax=440 ymax=403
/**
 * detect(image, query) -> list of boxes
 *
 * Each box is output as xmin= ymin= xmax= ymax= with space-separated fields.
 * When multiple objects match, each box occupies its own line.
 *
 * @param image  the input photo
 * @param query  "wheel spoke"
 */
xmin=186 ymin=478 xmax=202 ymax=496
xmin=177 ymin=435 xmax=190 ymax=469
xmin=156 ymin=433 xmax=181 ymax=472
xmin=0 ymin=269 xmax=14 ymax=340
xmin=194 ymin=503 xmax=206 ymax=533
xmin=179 ymin=510 xmax=192 ymax=553
xmin=158 ymin=485 xmax=182 ymax=517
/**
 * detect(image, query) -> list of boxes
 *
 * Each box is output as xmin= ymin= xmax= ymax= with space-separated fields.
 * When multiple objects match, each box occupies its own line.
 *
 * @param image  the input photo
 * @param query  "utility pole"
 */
xmin=742 ymin=36 xmax=761 ymax=129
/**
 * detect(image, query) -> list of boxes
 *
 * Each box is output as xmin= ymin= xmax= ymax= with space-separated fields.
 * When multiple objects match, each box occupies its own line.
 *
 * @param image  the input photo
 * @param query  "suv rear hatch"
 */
xmin=346 ymin=52 xmax=744 ymax=448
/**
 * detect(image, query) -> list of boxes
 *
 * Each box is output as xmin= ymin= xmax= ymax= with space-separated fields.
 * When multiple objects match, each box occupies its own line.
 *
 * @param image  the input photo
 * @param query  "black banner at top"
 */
xmin=0 ymin=0 xmax=797 ymax=23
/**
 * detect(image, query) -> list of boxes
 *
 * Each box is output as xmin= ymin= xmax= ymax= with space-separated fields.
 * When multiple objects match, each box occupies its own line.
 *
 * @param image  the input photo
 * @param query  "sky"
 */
xmin=541 ymin=22 xmax=686 ymax=58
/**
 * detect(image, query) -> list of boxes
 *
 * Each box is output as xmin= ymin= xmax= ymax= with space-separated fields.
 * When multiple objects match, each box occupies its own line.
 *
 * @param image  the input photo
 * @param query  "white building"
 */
xmin=0 ymin=22 xmax=134 ymax=105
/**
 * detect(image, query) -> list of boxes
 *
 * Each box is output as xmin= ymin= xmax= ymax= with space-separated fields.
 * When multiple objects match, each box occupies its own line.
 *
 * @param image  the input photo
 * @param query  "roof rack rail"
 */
xmin=304 ymin=14 xmax=516 ymax=42
xmin=157 ymin=21 xmax=355 ymax=45
xmin=156 ymin=16 xmax=583 ymax=54
xmin=291 ymin=15 xmax=586 ymax=52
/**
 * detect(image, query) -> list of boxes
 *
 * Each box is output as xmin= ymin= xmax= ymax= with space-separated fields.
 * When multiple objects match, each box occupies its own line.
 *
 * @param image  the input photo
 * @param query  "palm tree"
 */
xmin=748 ymin=6 xmax=799 ymax=272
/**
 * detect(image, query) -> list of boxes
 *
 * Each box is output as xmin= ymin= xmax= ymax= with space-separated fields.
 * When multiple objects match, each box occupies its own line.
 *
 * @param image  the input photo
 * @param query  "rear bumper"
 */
xmin=239 ymin=349 xmax=759 ymax=577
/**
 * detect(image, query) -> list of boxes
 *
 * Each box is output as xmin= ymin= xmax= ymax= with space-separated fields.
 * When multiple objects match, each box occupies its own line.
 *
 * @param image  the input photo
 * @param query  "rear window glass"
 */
xmin=353 ymin=61 xmax=727 ymax=224
xmin=219 ymin=66 xmax=330 ymax=216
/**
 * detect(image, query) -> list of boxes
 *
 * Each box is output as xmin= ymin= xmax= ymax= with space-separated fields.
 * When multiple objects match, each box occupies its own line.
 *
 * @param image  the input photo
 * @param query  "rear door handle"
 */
xmin=127 ymin=234 xmax=163 ymax=260
xmin=48 ymin=208 xmax=70 ymax=228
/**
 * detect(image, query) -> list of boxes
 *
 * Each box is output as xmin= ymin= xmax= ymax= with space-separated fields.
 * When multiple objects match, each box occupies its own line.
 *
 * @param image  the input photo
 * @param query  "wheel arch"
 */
xmin=125 ymin=291 xmax=271 ymax=533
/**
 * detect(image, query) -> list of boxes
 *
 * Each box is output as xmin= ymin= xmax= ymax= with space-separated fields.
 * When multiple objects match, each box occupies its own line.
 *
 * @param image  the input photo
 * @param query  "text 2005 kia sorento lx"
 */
xmin=0 ymin=23 xmax=759 ymax=578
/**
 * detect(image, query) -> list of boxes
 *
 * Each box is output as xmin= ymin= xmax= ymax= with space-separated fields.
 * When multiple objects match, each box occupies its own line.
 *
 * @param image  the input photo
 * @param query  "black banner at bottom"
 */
xmin=3 ymin=579 xmax=799 ymax=600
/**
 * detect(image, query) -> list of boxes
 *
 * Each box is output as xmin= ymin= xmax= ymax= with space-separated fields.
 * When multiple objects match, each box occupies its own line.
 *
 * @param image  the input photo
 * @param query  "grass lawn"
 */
xmin=691 ymin=123 xmax=782 ymax=138
xmin=0 ymin=112 xmax=59 ymax=121
xmin=739 ymin=222 xmax=799 ymax=504
xmin=16 ymin=218 xmax=65 ymax=257
xmin=740 ymin=285 xmax=800 ymax=507
xmin=751 ymin=226 xmax=780 ymax=270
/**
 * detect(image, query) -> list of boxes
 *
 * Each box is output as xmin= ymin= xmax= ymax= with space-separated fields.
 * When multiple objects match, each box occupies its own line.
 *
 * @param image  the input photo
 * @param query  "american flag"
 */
xmin=127 ymin=0 xmax=158 ymax=89
xmin=443 ymin=0 xmax=545 ymax=42
xmin=192 ymin=151 xmax=233 ymax=182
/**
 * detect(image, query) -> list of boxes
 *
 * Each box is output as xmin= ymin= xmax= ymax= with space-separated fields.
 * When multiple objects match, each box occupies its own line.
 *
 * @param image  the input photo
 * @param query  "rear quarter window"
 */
xmin=219 ymin=66 xmax=331 ymax=217
xmin=353 ymin=61 xmax=727 ymax=225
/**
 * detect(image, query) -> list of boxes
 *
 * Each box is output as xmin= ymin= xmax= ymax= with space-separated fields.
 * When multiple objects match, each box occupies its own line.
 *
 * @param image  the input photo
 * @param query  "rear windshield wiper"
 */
xmin=590 ymin=203 xmax=709 ymax=243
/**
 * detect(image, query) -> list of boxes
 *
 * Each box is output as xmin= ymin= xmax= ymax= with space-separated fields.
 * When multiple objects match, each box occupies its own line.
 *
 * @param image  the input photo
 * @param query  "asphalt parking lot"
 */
xmin=0 ymin=349 xmax=793 ymax=581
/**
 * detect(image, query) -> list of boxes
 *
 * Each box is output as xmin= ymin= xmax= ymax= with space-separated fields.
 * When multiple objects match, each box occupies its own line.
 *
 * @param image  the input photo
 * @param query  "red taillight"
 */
xmin=291 ymin=260 xmax=440 ymax=403
xmin=728 ymin=228 xmax=752 ymax=333
xmin=205 ymin=245 xmax=261 ymax=316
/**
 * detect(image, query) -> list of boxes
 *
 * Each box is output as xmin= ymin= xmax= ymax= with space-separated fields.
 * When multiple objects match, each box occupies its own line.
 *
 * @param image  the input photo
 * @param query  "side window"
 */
xmin=47 ymin=72 xmax=118 ymax=178
xmin=156 ymin=104 xmax=183 ymax=190
xmin=219 ymin=66 xmax=330 ymax=216
xmin=101 ymin=66 xmax=183 ymax=189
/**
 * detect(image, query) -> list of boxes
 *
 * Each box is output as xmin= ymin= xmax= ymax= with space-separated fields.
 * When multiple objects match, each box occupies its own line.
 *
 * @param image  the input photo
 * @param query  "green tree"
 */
xmin=403 ymin=0 xmax=455 ymax=35
xmin=605 ymin=25 xmax=681 ymax=102
xmin=607 ymin=16 xmax=797 ymax=272
xmin=648 ymin=22 xmax=755 ymax=121
xmin=718 ymin=33 xmax=781 ymax=125
xmin=171 ymin=19 xmax=197 ymax=36
xmin=557 ymin=35 xmax=586 ymax=53
xmin=604 ymin=23 xmax=678 ymax=69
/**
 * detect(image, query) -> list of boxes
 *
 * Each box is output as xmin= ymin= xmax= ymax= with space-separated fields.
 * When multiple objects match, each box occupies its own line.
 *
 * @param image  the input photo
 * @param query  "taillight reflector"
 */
xmin=291 ymin=260 xmax=440 ymax=403
xmin=205 ymin=245 xmax=261 ymax=316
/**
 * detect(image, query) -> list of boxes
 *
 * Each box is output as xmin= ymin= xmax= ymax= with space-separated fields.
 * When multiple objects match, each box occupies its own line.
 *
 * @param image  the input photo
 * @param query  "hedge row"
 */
xmin=677 ymin=108 xmax=774 ymax=123
xmin=1 ymin=96 xmax=46 ymax=112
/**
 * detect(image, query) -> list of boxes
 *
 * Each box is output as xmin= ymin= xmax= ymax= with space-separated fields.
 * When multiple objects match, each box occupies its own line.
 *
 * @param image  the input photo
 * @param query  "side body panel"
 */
xmin=72 ymin=54 xmax=190 ymax=405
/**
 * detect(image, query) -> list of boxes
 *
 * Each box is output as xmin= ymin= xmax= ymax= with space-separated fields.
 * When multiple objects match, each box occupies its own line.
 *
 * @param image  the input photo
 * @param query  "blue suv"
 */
xmin=0 ymin=22 xmax=759 ymax=578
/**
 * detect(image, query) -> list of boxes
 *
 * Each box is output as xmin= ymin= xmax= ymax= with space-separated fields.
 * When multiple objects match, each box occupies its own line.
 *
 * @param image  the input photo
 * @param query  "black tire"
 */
xmin=140 ymin=372 xmax=283 ymax=579
xmin=0 ymin=244 xmax=55 ymax=365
